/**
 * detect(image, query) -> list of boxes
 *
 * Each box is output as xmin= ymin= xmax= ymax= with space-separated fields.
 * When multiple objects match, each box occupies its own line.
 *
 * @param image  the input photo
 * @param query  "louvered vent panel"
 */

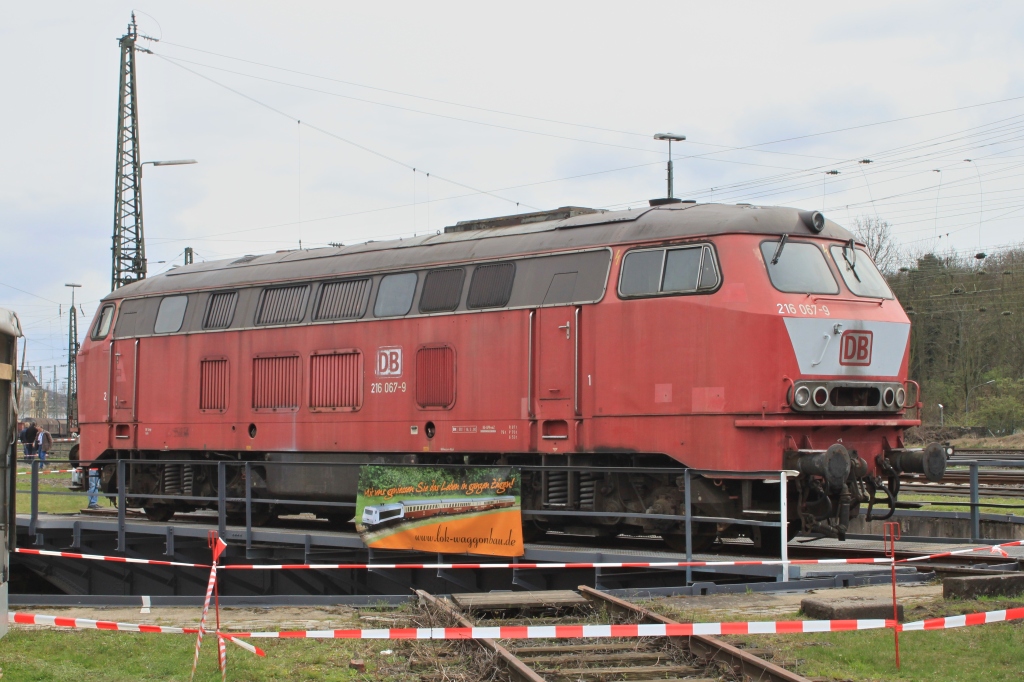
xmin=314 ymin=279 xmax=369 ymax=320
xmin=199 ymin=359 xmax=229 ymax=411
xmin=204 ymin=292 xmax=237 ymax=329
xmin=419 ymin=268 xmax=465 ymax=313
xmin=467 ymin=262 xmax=516 ymax=308
xmin=256 ymin=285 xmax=309 ymax=325
xmin=416 ymin=346 xmax=455 ymax=408
xmin=252 ymin=355 xmax=301 ymax=410
xmin=310 ymin=351 xmax=361 ymax=409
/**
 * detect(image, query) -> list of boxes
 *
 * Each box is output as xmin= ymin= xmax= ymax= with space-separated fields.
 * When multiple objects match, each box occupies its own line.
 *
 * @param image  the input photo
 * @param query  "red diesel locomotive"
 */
xmin=75 ymin=202 xmax=946 ymax=550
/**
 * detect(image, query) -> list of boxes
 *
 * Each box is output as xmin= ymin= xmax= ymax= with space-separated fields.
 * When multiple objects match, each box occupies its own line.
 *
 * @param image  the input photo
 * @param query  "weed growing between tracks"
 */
xmin=900 ymin=492 xmax=1024 ymax=515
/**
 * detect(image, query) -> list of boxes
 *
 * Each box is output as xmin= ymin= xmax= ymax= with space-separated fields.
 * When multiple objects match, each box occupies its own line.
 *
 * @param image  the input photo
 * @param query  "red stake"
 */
xmin=884 ymin=521 xmax=901 ymax=669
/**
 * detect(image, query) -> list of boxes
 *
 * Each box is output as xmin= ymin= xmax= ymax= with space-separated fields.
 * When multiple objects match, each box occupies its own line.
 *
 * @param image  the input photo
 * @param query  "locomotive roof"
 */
xmin=107 ymin=203 xmax=854 ymax=300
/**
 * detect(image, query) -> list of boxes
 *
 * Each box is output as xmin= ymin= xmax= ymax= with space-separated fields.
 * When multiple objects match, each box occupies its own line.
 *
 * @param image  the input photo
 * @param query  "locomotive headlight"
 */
xmin=794 ymin=385 xmax=811 ymax=407
xmin=882 ymin=387 xmax=896 ymax=407
xmin=812 ymin=386 xmax=829 ymax=407
xmin=896 ymin=387 xmax=907 ymax=408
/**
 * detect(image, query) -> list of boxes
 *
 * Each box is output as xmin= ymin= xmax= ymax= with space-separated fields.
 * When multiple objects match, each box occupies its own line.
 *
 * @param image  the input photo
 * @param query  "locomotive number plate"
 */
xmin=777 ymin=303 xmax=830 ymax=316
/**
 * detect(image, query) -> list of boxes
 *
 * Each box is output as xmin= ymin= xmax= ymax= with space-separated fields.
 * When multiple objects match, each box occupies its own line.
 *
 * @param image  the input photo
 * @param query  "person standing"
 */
xmin=20 ymin=421 xmax=38 ymax=462
xmin=87 ymin=466 xmax=101 ymax=510
xmin=36 ymin=428 xmax=52 ymax=466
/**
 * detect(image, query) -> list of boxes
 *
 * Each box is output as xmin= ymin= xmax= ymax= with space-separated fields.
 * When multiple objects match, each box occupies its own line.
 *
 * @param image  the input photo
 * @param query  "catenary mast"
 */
xmin=111 ymin=13 xmax=148 ymax=290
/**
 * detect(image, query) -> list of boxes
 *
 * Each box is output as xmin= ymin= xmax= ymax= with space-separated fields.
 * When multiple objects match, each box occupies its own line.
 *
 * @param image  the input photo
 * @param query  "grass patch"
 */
xmin=0 ymin=629 xmax=397 ymax=681
xmin=15 ymin=476 xmax=95 ymax=515
xmin=651 ymin=596 xmax=1024 ymax=681
xmin=900 ymin=492 xmax=1024 ymax=515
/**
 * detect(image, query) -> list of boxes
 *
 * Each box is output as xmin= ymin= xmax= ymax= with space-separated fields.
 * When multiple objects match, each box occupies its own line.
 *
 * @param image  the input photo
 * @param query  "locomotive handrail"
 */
xmin=574 ymin=306 xmax=580 ymax=416
xmin=527 ymin=309 xmax=534 ymax=419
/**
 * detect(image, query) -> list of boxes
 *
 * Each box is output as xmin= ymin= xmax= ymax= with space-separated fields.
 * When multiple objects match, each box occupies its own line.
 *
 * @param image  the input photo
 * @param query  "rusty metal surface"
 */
xmin=578 ymin=585 xmax=813 ymax=682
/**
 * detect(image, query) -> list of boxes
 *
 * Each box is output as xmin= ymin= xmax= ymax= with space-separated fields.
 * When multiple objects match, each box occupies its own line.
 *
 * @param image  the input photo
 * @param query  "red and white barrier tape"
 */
xmin=223 ymin=557 xmax=893 ymax=571
xmin=9 ymin=611 xmax=197 ymax=634
xmin=15 ymin=468 xmax=79 ymax=475
xmin=898 ymin=539 xmax=1024 ymax=563
xmin=902 ymin=606 xmax=1024 ymax=630
xmin=14 ymin=547 xmax=209 ymax=569
xmin=230 ymin=618 xmax=895 ymax=640
xmin=191 ymin=563 xmax=219 ymax=681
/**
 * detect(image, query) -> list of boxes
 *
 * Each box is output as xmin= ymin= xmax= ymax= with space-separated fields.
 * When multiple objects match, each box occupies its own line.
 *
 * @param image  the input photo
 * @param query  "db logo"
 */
xmin=376 ymin=347 xmax=403 ymax=377
xmin=839 ymin=330 xmax=873 ymax=366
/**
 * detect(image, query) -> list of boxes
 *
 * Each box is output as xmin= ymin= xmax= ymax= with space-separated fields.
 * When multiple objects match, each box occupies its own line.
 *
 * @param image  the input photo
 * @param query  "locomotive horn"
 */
xmin=792 ymin=443 xmax=851 ymax=490
xmin=888 ymin=442 xmax=947 ymax=482
xmin=799 ymin=210 xmax=825 ymax=233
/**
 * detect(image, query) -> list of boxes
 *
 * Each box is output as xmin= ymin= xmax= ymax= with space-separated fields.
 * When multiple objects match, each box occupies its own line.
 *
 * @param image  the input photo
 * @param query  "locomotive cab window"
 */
xmin=829 ymin=244 xmax=893 ymax=299
xmin=760 ymin=240 xmax=839 ymax=294
xmin=374 ymin=273 xmax=417 ymax=317
xmin=91 ymin=304 xmax=115 ymax=340
xmin=154 ymin=296 xmax=188 ymax=334
xmin=619 ymin=244 xmax=719 ymax=297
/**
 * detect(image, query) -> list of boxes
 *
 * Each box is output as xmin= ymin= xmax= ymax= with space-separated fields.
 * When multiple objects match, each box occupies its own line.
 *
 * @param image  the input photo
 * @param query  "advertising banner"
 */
xmin=355 ymin=466 xmax=523 ymax=557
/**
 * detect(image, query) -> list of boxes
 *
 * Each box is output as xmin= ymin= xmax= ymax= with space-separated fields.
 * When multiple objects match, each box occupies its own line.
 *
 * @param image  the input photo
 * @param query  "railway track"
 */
xmin=415 ymin=586 xmax=810 ymax=682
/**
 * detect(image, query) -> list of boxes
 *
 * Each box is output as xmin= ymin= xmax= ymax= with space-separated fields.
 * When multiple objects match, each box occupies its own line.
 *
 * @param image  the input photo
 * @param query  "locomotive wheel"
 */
xmin=662 ymin=523 xmax=717 ymax=553
xmin=143 ymin=506 xmax=175 ymax=522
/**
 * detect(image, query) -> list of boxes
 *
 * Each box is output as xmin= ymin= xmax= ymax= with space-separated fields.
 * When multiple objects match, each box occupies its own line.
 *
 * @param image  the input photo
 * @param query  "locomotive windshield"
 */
xmin=829 ymin=245 xmax=893 ymax=299
xmin=760 ymin=240 xmax=839 ymax=294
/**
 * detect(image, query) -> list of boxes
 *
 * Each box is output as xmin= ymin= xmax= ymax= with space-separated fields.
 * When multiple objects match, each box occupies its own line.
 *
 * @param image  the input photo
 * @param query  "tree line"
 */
xmin=856 ymin=217 xmax=1024 ymax=432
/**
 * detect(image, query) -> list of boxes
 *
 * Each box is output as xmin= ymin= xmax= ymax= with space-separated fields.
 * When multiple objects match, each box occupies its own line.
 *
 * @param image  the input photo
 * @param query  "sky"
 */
xmin=3 ymin=1 xmax=1024 ymax=384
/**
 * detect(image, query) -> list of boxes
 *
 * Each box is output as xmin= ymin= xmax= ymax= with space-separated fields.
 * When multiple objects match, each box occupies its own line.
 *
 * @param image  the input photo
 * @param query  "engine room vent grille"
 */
xmin=203 ymin=292 xmax=238 ymax=329
xmin=416 ymin=346 xmax=456 ymax=409
xmin=199 ymin=358 xmax=229 ymax=411
xmin=256 ymin=285 xmax=309 ymax=325
xmin=310 ymin=351 xmax=361 ymax=411
xmin=419 ymin=268 xmax=465 ymax=313
xmin=252 ymin=355 xmax=301 ymax=410
xmin=314 ymin=279 xmax=369 ymax=321
xmin=467 ymin=262 xmax=516 ymax=309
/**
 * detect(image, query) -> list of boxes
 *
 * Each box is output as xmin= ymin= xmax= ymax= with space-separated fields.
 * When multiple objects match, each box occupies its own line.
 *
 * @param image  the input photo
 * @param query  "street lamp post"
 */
xmin=966 ymin=380 xmax=996 ymax=417
xmin=938 ymin=404 xmax=944 ymax=428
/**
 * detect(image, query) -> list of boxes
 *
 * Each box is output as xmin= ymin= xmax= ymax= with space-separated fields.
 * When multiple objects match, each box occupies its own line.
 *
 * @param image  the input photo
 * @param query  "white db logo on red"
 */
xmin=839 ymin=330 xmax=873 ymax=366
xmin=376 ymin=347 xmax=403 ymax=377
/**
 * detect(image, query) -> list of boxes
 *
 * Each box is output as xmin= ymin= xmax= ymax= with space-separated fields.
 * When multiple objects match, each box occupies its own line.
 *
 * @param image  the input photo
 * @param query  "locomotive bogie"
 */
xmin=74 ymin=203 xmax=942 ymax=543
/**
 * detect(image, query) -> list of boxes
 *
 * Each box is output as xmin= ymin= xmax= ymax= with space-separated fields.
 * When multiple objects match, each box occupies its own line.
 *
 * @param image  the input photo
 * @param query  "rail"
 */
xmin=17 ymin=458 xmax=798 ymax=581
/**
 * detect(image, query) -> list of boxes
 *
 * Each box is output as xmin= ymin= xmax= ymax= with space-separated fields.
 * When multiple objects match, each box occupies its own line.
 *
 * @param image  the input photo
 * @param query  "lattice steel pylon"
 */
xmin=111 ymin=14 xmax=148 ymax=290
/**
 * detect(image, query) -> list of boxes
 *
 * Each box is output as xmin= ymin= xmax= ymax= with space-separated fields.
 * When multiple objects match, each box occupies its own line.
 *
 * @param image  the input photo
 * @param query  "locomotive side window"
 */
xmin=256 ymin=285 xmax=310 ymax=325
xmin=91 ymin=304 xmax=115 ymax=340
xmin=203 ymin=292 xmax=239 ymax=329
xmin=314 ymin=279 xmax=370 ymax=320
xmin=154 ymin=296 xmax=189 ymax=334
xmin=619 ymin=245 xmax=720 ymax=297
xmin=467 ymin=262 xmax=515 ymax=308
xmin=829 ymin=245 xmax=894 ymax=299
xmin=760 ymin=241 xmax=839 ymax=294
xmin=419 ymin=268 xmax=466 ymax=313
xmin=619 ymin=250 xmax=663 ymax=295
xmin=374 ymin=273 xmax=417 ymax=317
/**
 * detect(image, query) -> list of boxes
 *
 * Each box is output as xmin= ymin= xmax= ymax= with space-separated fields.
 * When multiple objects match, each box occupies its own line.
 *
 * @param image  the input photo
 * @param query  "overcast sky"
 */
xmin=4 ymin=1 xmax=1024 ymax=381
